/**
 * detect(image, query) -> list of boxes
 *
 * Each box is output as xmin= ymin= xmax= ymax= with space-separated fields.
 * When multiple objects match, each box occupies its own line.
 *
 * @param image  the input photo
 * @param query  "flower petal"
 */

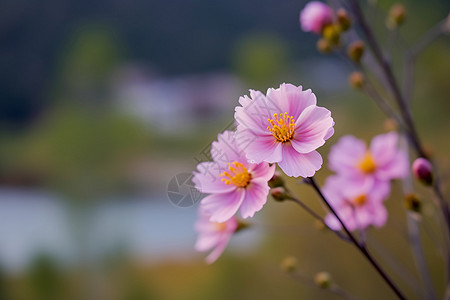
xmin=235 ymin=129 xmax=282 ymax=164
xmin=328 ymin=135 xmax=367 ymax=175
xmin=247 ymin=162 xmax=276 ymax=181
xmin=291 ymin=106 xmax=333 ymax=153
xmin=376 ymin=150 xmax=409 ymax=180
xmin=201 ymin=189 xmax=245 ymax=223
xmin=205 ymin=235 xmax=231 ymax=264
xmin=266 ymin=83 xmax=317 ymax=120
xmin=193 ymin=162 xmax=235 ymax=194
xmin=239 ymin=178 xmax=270 ymax=219
xmin=370 ymin=132 xmax=399 ymax=166
xmin=195 ymin=232 xmax=221 ymax=252
xmin=211 ymin=131 xmax=245 ymax=166
xmin=370 ymin=204 xmax=388 ymax=228
xmin=278 ymin=146 xmax=323 ymax=177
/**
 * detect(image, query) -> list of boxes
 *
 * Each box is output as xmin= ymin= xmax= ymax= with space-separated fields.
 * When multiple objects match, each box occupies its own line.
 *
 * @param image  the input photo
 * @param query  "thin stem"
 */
xmin=306 ymin=176 xmax=408 ymax=300
xmin=399 ymin=135 xmax=438 ymax=300
xmin=347 ymin=0 xmax=425 ymax=159
xmin=347 ymin=0 xmax=450 ymax=240
xmin=362 ymin=79 xmax=404 ymax=129
xmin=287 ymin=272 xmax=360 ymax=300
xmin=403 ymin=18 xmax=447 ymax=104
xmin=285 ymin=192 xmax=351 ymax=242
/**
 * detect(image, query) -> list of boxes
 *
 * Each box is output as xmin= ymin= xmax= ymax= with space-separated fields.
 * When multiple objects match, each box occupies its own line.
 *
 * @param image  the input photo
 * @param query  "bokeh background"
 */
xmin=0 ymin=0 xmax=449 ymax=299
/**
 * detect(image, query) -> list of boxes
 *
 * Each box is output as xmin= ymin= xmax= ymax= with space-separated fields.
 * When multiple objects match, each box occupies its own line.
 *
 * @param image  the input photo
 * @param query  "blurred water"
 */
xmin=0 ymin=188 xmax=262 ymax=274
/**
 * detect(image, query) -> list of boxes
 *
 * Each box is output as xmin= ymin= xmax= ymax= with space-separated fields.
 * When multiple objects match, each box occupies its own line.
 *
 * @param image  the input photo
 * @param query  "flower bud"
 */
xmin=383 ymin=118 xmax=398 ymax=131
xmin=314 ymin=272 xmax=332 ymax=289
xmin=280 ymin=256 xmax=298 ymax=273
xmin=300 ymin=1 xmax=333 ymax=34
xmin=235 ymin=220 xmax=250 ymax=233
xmin=349 ymin=72 xmax=364 ymax=89
xmin=412 ymin=158 xmax=433 ymax=185
xmin=316 ymin=38 xmax=332 ymax=54
xmin=387 ymin=4 xmax=406 ymax=29
xmin=268 ymin=171 xmax=284 ymax=188
xmin=322 ymin=24 xmax=340 ymax=45
xmin=271 ymin=187 xmax=289 ymax=201
xmin=347 ymin=40 xmax=365 ymax=63
xmin=404 ymin=193 xmax=421 ymax=213
xmin=314 ymin=219 xmax=326 ymax=230
xmin=337 ymin=8 xmax=352 ymax=32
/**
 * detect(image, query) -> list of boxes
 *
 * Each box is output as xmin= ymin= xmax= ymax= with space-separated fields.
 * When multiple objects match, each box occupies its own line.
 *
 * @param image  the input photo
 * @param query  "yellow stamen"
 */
xmin=359 ymin=152 xmax=377 ymax=173
xmin=267 ymin=112 xmax=295 ymax=143
xmin=353 ymin=194 xmax=367 ymax=206
xmin=220 ymin=161 xmax=252 ymax=188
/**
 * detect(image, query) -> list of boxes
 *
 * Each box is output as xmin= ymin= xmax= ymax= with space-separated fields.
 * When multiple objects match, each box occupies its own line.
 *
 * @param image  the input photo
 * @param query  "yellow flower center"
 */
xmin=220 ymin=161 xmax=252 ymax=188
xmin=213 ymin=222 xmax=227 ymax=232
xmin=352 ymin=194 xmax=367 ymax=206
xmin=267 ymin=112 xmax=295 ymax=143
xmin=359 ymin=152 xmax=377 ymax=174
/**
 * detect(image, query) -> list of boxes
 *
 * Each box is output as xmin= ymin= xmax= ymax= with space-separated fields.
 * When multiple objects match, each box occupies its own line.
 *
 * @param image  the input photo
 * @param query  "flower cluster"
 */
xmin=193 ymin=83 xmax=334 ymax=262
xmin=324 ymin=132 xmax=409 ymax=231
xmin=300 ymin=1 xmax=352 ymax=52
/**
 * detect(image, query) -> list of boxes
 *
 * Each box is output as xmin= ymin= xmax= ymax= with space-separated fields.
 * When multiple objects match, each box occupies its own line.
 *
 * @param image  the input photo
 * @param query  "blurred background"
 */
xmin=0 ymin=0 xmax=449 ymax=299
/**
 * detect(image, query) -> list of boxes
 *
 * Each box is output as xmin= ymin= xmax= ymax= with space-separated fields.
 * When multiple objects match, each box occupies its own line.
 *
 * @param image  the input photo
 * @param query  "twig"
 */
xmin=403 ymin=18 xmax=448 ymax=104
xmin=305 ymin=176 xmax=408 ymax=300
xmin=286 ymin=193 xmax=352 ymax=242
xmin=346 ymin=0 xmax=450 ymax=241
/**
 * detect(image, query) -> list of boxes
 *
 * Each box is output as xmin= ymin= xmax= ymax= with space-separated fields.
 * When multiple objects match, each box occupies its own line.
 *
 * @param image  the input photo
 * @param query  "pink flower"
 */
xmin=300 ymin=1 xmax=334 ymax=34
xmin=193 ymin=130 xmax=275 ymax=222
xmin=323 ymin=176 xmax=390 ymax=231
xmin=234 ymin=83 xmax=334 ymax=178
xmin=328 ymin=132 xmax=409 ymax=187
xmin=194 ymin=207 xmax=238 ymax=264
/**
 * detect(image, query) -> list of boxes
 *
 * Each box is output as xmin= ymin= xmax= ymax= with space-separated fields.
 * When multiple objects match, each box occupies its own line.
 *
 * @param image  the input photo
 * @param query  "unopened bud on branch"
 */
xmin=347 ymin=40 xmax=365 ymax=63
xmin=412 ymin=158 xmax=433 ymax=185
xmin=236 ymin=220 xmax=250 ymax=233
xmin=349 ymin=72 xmax=364 ymax=89
xmin=317 ymin=38 xmax=332 ymax=53
xmin=387 ymin=4 xmax=406 ymax=29
xmin=268 ymin=171 xmax=284 ymax=188
xmin=270 ymin=187 xmax=289 ymax=201
xmin=322 ymin=24 xmax=340 ymax=45
xmin=280 ymin=256 xmax=298 ymax=273
xmin=337 ymin=9 xmax=352 ymax=32
xmin=404 ymin=193 xmax=422 ymax=213
xmin=314 ymin=272 xmax=332 ymax=289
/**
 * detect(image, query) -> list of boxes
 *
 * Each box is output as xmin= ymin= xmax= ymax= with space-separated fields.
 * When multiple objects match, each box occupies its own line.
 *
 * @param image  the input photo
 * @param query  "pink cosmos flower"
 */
xmin=323 ymin=176 xmax=390 ymax=231
xmin=194 ymin=207 xmax=238 ymax=264
xmin=193 ymin=130 xmax=275 ymax=223
xmin=234 ymin=83 xmax=334 ymax=178
xmin=328 ymin=132 xmax=409 ymax=188
xmin=300 ymin=1 xmax=334 ymax=34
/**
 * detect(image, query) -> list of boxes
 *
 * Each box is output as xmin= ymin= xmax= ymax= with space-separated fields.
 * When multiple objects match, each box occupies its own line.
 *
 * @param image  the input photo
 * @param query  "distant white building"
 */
xmin=112 ymin=65 xmax=244 ymax=134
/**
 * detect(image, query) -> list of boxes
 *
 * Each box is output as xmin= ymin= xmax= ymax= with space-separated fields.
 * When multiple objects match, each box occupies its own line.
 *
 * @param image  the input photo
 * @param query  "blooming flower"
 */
xmin=328 ymin=132 xmax=409 ymax=187
xmin=193 ymin=130 xmax=275 ymax=222
xmin=234 ymin=83 xmax=334 ymax=178
xmin=194 ymin=207 xmax=238 ymax=264
xmin=300 ymin=1 xmax=334 ymax=34
xmin=323 ymin=176 xmax=390 ymax=231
